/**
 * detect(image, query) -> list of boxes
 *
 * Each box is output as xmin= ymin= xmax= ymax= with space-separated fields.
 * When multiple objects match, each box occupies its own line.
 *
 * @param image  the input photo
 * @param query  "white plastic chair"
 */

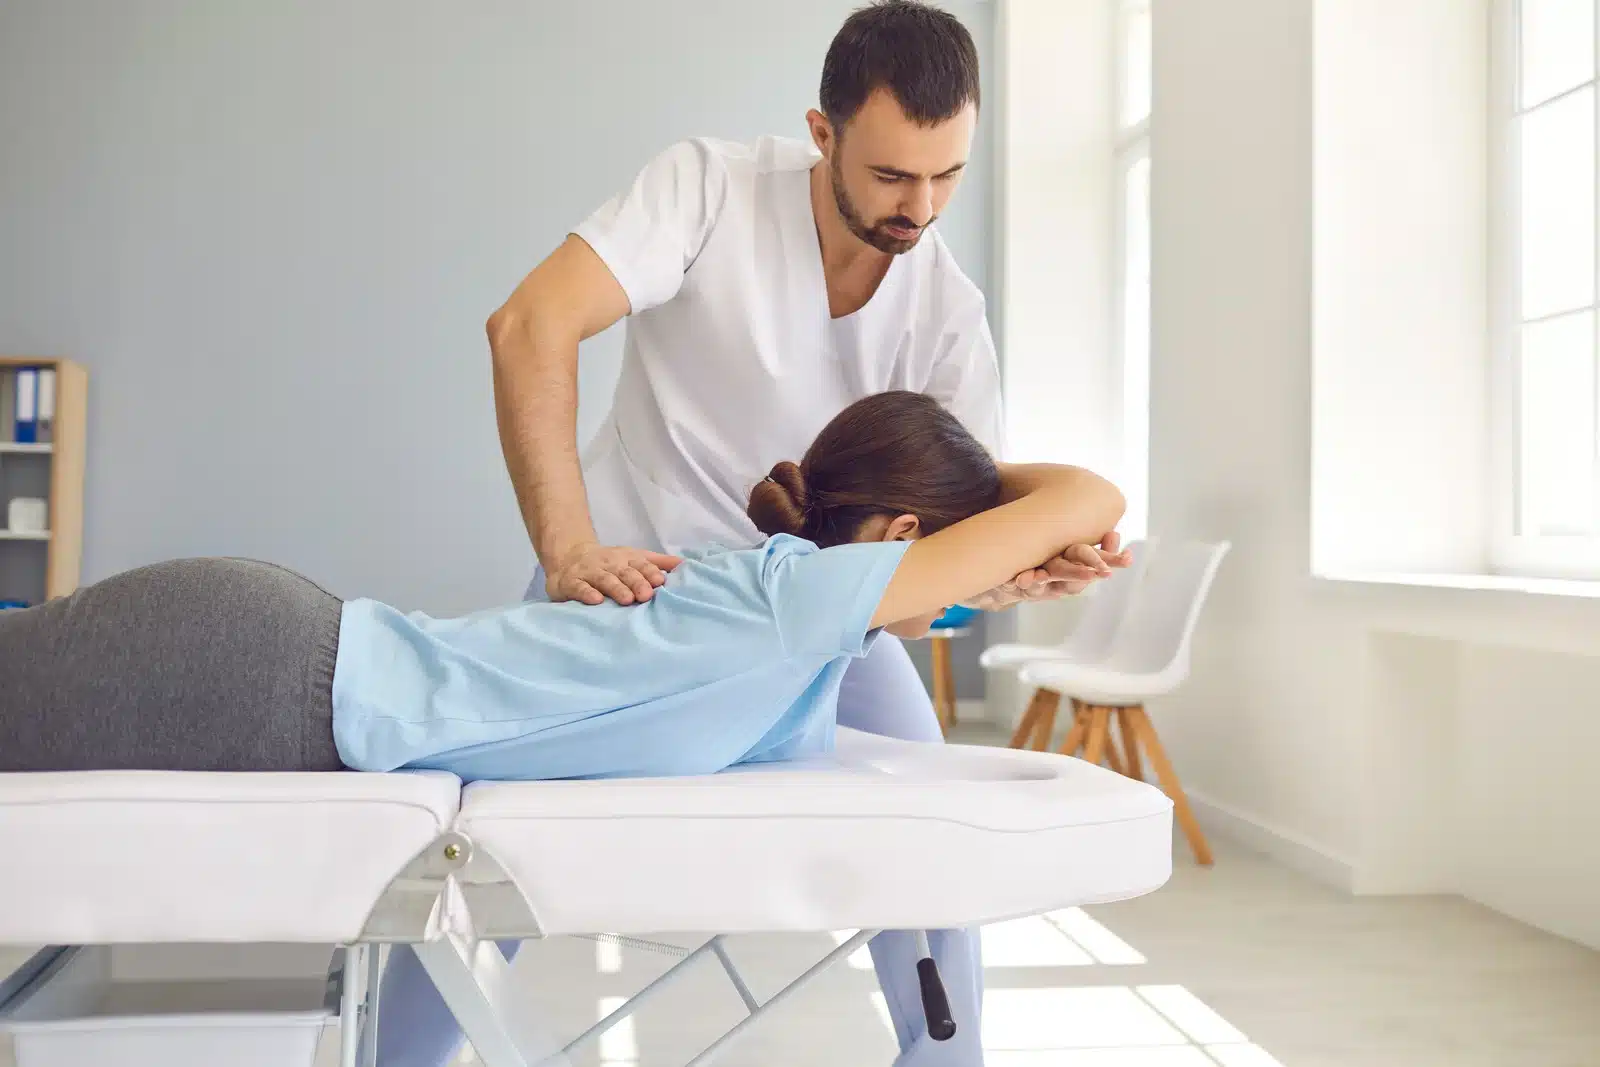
xmin=1018 ymin=539 xmax=1231 ymax=866
xmin=981 ymin=539 xmax=1156 ymax=750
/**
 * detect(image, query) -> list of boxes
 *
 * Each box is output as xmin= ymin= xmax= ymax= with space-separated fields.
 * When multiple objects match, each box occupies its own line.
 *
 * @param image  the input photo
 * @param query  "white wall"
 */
xmin=0 ymin=0 xmax=996 ymax=618
xmin=1138 ymin=0 xmax=1600 ymax=948
xmin=1146 ymin=0 xmax=1372 ymax=870
xmin=1312 ymin=0 xmax=1490 ymax=577
xmin=995 ymin=0 xmax=1600 ymax=949
xmin=996 ymin=0 xmax=1115 ymax=473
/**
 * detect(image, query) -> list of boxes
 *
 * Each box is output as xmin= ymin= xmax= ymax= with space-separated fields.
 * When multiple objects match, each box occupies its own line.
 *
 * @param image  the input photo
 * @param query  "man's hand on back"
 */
xmin=546 ymin=542 xmax=684 ymax=606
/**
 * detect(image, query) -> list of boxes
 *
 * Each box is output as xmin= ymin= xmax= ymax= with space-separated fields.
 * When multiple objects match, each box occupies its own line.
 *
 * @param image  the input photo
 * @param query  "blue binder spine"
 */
xmin=13 ymin=368 xmax=37 ymax=444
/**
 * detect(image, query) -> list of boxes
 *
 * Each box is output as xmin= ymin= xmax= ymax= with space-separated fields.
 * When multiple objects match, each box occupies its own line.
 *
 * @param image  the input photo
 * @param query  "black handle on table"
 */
xmin=916 ymin=956 xmax=956 ymax=1041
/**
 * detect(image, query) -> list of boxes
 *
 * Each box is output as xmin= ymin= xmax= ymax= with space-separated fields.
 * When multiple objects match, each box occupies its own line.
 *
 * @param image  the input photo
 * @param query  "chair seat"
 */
xmin=1017 ymin=659 xmax=1181 ymax=704
xmin=980 ymin=643 xmax=1078 ymax=669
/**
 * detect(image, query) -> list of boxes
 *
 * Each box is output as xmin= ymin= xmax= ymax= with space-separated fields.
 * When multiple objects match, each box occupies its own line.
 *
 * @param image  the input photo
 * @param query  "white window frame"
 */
xmin=1491 ymin=0 xmax=1600 ymax=580
xmin=1113 ymin=0 xmax=1152 ymax=542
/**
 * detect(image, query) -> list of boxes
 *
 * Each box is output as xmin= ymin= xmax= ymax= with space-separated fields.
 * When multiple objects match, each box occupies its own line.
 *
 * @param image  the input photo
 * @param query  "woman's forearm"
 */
xmin=994 ymin=462 xmax=1104 ymax=506
xmin=869 ymin=466 xmax=1126 ymax=629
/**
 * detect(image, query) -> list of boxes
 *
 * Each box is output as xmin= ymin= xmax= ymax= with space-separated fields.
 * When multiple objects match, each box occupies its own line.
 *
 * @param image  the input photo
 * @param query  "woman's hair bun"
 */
xmin=746 ymin=460 xmax=808 ymax=537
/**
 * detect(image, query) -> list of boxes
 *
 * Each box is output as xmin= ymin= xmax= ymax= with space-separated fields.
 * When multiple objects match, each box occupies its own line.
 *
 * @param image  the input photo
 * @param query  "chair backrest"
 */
xmin=1104 ymin=538 xmax=1231 ymax=677
xmin=1059 ymin=538 xmax=1158 ymax=661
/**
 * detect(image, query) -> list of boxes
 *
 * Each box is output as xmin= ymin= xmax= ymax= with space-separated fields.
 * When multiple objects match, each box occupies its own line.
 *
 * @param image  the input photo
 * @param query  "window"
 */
xmin=1115 ymin=0 xmax=1152 ymax=541
xmin=1497 ymin=0 xmax=1600 ymax=577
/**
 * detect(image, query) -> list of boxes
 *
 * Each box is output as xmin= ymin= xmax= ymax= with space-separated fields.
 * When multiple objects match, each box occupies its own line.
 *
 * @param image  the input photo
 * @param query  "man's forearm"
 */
xmin=489 ymin=316 xmax=594 ymax=569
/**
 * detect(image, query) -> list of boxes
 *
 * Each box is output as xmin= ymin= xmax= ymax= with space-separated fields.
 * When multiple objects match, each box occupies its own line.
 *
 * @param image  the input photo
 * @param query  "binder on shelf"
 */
xmin=0 ymin=369 xmax=12 ymax=443
xmin=13 ymin=367 xmax=37 ymax=444
xmin=36 ymin=368 xmax=55 ymax=444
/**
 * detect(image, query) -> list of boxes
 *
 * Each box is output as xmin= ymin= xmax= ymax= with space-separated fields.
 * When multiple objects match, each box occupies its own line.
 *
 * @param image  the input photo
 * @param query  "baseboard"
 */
xmin=1184 ymin=788 xmax=1358 ymax=893
xmin=951 ymin=698 xmax=989 ymax=724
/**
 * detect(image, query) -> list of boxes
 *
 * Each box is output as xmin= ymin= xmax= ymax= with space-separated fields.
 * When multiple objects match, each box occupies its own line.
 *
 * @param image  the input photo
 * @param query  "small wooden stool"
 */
xmin=926 ymin=606 xmax=978 ymax=735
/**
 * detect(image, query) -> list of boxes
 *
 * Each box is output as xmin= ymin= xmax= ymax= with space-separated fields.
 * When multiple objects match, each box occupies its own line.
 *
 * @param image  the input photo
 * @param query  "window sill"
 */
xmin=1315 ymin=570 xmax=1600 ymax=599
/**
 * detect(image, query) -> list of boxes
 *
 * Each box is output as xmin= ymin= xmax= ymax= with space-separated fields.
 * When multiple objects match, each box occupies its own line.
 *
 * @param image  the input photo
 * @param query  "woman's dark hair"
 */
xmin=747 ymin=391 xmax=1001 ymax=548
xmin=819 ymin=0 xmax=982 ymax=129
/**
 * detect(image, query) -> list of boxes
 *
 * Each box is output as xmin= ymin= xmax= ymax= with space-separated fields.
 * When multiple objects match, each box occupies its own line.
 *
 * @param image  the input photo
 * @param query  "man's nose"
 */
xmin=901 ymin=181 xmax=935 ymax=227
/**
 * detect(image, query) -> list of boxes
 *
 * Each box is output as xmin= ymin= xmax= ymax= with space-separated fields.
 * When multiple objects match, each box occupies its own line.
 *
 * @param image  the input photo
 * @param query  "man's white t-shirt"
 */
xmin=570 ymin=134 xmax=1002 ymax=557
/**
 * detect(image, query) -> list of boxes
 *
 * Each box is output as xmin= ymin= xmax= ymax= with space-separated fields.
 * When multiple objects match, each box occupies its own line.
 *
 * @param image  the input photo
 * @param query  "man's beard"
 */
xmin=830 ymin=156 xmax=933 ymax=255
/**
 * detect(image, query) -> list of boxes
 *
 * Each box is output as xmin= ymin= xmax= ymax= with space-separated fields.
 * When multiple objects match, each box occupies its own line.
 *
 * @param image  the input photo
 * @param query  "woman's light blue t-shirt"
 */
xmin=330 ymin=534 xmax=911 ymax=782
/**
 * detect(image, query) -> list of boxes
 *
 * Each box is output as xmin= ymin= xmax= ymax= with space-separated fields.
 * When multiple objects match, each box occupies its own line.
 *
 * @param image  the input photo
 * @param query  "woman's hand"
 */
xmin=962 ymin=534 xmax=1131 ymax=611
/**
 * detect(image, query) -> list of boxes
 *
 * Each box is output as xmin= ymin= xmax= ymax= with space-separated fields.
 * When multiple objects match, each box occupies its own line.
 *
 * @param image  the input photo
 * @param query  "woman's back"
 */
xmin=330 ymin=534 xmax=910 ymax=782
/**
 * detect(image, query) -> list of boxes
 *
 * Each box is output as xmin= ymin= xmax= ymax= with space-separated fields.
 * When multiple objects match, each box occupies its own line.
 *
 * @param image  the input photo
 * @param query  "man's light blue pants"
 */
xmin=368 ymin=634 xmax=985 ymax=1067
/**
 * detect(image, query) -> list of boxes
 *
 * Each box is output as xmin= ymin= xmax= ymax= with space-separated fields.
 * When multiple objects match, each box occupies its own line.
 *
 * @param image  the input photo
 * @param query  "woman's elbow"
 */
xmin=1102 ymin=480 xmax=1128 ymax=527
xmin=1065 ymin=469 xmax=1127 ymax=530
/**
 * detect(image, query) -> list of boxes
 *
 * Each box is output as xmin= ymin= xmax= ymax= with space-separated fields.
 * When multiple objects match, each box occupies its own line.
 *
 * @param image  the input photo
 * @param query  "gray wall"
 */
xmin=0 ymin=0 xmax=994 ymax=693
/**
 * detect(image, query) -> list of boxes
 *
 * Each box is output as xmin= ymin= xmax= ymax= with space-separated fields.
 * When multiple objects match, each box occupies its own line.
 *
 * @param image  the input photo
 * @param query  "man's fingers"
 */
xmin=1100 ymin=530 xmax=1122 ymax=555
xmin=565 ymin=579 xmax=605 ymax=606
xmin=641 ymin=551 xmax=683 ymax=571
xmin=587 ymin=571 xmax=637 ymax=605
xmin=616 ymin=565 xmax=657 ymax=602
xmin=636 ymin=561 xmax=667 ymax=587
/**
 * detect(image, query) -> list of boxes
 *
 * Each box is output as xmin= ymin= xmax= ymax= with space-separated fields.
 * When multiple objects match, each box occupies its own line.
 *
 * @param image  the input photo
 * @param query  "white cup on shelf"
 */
xmin=7 ymin=496 xmax=48 ymax=534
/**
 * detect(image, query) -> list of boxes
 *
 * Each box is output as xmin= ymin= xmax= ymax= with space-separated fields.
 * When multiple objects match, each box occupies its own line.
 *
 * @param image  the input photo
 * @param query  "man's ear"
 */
xmin=884 ymin=513 xmax=921 ymax=542
xmin=805 ymin=108 xmax=836 ymax=160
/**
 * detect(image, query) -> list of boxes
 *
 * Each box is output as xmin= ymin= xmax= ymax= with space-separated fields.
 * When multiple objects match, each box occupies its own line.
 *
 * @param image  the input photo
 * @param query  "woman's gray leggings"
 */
xmin=0 ymin=557 xmax=345 ymax=772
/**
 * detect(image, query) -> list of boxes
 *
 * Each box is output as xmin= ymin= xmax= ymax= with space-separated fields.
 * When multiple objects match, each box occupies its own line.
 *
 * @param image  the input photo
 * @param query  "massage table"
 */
xmin=0 ymin=728 xmax=1174 ymax=1067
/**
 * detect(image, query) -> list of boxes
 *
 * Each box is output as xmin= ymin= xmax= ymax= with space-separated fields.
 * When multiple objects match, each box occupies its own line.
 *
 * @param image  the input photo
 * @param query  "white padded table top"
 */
xmin=458 ymin=730 xmax=1174 ymax=936
xmin=0 ymin=734 xmax=1173 ymax=948
xmin=0 ymin=770 xmax=460 ymax=945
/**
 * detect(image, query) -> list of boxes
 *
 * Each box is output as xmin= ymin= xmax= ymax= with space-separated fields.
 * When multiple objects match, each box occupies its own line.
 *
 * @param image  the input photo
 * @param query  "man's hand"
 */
xmin=963 ymin=533 xmax=1132 ymax=611
xmin=546 ymin=542 xmax=683 ymax=606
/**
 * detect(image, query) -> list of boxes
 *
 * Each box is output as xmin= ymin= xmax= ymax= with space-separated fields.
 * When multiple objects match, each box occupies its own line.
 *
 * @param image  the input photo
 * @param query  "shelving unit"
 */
xmin=0 ymin=356 xmax=86 ymax=602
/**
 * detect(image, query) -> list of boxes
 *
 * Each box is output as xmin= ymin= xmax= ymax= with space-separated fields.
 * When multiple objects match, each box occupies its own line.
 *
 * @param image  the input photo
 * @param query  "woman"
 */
xmin=0 ymin=391 xmax=1125 ymax=779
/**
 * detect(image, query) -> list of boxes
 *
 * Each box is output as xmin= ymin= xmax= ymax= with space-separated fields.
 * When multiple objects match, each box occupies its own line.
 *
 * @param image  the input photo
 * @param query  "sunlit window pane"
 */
xmin=1519 ymin=86 xmax=1595 ymax=320
xmin=1520 ymin=0 xmax=1595 ymax=109
xmin=1123 ymin=157 xmax=1152 ymax=539
xmin=1520 ymin=311 xmax=1597 ymax=534
xmin=1122 ymin=4 xmax=1152 ymax=127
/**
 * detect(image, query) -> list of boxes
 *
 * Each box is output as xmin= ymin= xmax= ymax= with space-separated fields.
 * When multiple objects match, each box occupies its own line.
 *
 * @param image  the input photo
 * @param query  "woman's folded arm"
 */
xmin=868 ymin=463 xmax=1126 ymax=630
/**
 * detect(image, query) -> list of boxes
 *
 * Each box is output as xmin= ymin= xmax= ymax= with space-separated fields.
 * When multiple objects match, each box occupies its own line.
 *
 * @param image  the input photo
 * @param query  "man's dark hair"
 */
xmin=819 ymin=0 xmax=981 ymax=129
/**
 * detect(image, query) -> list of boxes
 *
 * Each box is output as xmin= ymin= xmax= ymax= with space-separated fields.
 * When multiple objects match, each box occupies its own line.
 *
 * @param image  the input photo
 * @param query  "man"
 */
xmin=373 ymin=3 xmax=1123 ymax=1065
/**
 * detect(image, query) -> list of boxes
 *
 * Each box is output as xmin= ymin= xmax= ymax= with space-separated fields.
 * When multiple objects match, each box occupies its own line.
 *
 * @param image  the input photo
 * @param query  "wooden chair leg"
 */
xmin=1101 ymin=721 xmax=1127 ymax=775
xmin=930 ymin=637 xmax=954 ymax=735
xmin=1056 ymin=703 xmax=1089 ymax=756
xmin=1126 ymin=705 xmax=1213 ymax=866
xmin=1030 ymin=690 xmax=1062 ymax=751
xmin=1009 ymin=689 xmax=1051 ymax=749
xmin=1115 ymin=708 xmax=1144 ymax=781
xmin=1081 ymin=706 xmax=1111 ymax=765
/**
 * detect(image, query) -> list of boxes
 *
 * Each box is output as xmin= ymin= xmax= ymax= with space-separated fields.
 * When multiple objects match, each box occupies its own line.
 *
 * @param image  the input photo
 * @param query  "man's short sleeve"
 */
xmin=572 ymin=139 xmax=727 ymax=315
xmin=925 ymin=292 xmax=1005 ymax=460
xmin=758 ymin=535 xmax=913 ymax=659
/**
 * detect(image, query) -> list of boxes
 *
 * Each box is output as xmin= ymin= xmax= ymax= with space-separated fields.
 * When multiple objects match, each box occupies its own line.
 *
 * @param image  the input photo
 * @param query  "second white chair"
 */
xmin=982 ymin=538 xmax=1155 ymax=751
xmin=1002 ymin=539 xmax=1231 ymax=867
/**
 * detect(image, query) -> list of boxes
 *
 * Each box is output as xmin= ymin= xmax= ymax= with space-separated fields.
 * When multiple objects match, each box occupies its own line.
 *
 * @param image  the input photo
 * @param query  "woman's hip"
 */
xmin=0 ymin=557 xmax=345 ymax=772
